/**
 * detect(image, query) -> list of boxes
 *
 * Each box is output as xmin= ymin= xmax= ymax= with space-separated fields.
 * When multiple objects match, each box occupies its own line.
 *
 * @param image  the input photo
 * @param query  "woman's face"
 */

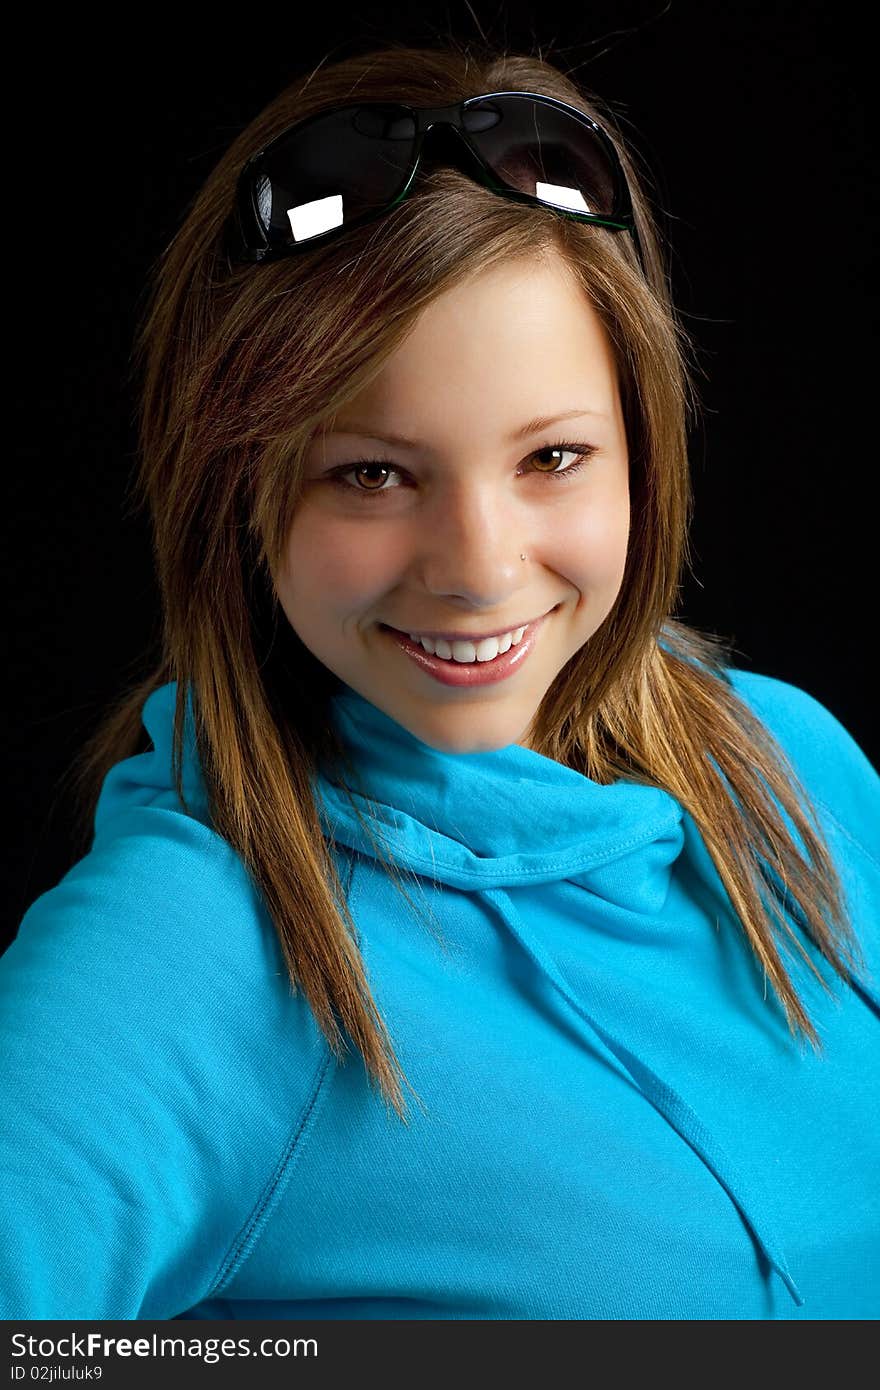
xmin=274 ymin=251 xmax=630 ymax=753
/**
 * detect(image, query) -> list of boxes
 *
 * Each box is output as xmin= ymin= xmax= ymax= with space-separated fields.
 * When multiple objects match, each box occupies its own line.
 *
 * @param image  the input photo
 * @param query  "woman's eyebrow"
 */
xmin=327 ymin=408 xmax=608 ymax=449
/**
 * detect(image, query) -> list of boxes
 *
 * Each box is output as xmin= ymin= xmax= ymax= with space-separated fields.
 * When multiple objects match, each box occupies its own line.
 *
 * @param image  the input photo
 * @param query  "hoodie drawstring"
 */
xmin=481 ymin=884 xmax=805 ymax=1310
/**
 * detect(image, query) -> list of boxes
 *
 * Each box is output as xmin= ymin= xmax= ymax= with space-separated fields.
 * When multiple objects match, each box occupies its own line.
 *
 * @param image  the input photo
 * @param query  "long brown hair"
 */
xmin=59 ymin=40 xmax=862 ymax=1121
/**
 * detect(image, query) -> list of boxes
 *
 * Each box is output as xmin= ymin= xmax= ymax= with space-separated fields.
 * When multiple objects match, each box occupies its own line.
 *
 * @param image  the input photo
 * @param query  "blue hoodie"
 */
xmin=1 ymin=666 xmax=878 ymax=1320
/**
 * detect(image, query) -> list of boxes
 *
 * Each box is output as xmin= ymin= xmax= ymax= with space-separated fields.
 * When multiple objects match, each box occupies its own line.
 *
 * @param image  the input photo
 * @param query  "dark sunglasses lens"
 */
xmin=463 ymin=96 xmax=618 ymax=217
xmin=249 ymin=105 xmax=417 ymax=248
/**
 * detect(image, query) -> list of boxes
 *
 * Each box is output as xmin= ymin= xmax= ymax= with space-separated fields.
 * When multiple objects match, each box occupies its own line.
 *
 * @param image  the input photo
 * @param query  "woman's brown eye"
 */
xmin=355 ymin=464 xmax=391 ymax=489
xmin=531 ymin=448 xmax=566 ymax=472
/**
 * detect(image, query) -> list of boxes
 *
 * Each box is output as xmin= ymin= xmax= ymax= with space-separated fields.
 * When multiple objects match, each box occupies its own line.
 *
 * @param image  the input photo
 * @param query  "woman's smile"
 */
xmin=378 ymin=611 xmax=551 ymax=687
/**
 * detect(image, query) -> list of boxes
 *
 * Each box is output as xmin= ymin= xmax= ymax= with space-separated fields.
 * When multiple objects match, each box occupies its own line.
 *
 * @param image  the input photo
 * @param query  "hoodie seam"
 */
xmin=204 ymin=850 xmax=355 ymax=1301
xmin=384 ymin=819 xmax=679 ymax=882
xmin=318 ymin=793 xmax=682 ymax=885
xmin=812 ymin=795 xmax=880 ymax=875
xmin=393 ymin=810 xmax=680 ymax=882
xmin=206 ymin=1045 xmax=336 ymax=1299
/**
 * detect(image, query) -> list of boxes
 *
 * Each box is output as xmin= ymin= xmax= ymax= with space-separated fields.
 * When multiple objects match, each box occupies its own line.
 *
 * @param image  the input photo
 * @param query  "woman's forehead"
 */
xmin=322 ymin=260 xmax=620 ymax=441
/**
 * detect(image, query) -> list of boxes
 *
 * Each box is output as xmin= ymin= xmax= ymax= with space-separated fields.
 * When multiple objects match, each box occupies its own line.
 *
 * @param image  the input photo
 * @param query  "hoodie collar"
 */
xmin=314 ymin=684 xmax=686 ymax=895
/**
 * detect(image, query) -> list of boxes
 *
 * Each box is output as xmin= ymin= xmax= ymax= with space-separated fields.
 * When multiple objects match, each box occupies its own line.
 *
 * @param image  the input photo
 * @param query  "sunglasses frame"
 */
xmin=231 ymin=90 xmax=642 ymax=267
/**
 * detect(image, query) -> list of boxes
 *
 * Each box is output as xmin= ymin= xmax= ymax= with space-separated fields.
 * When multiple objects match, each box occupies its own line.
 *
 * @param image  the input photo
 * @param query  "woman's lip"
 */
xmin=381 ymin=613 xmax=548 ymax=687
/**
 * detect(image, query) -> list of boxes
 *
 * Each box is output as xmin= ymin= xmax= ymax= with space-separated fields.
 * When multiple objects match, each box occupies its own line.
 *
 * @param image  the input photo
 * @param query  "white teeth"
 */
xmin=406 ymin=624 xmax=529 ymax=662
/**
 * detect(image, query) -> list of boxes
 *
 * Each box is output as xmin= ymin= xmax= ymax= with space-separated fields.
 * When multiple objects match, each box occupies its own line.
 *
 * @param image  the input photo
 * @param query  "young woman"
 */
xmin=2 ymin=43 xmax=878 ymax=1322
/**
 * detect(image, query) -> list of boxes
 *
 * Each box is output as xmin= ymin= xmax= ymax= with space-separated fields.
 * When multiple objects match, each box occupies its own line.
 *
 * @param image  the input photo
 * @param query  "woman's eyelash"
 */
xmin=325 ymin=442 xmax=598 ymax=501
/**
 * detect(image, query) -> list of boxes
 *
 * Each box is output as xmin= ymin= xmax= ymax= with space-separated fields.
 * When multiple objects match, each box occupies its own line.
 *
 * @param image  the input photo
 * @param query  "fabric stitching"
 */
xmin=812 ymin=795 xmax=880 ymax=874
xmin=204 ymin=851 xmax=356 ymax=1300
xmin=318 ymin=792 xmax=683 ymax=885
xmin=208 ymin=1047 xmax=336 ymax=1297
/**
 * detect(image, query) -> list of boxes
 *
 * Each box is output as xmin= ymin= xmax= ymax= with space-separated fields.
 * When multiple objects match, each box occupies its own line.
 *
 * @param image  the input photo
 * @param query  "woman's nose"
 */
xmin=413 ymin=482 xmax=531 ymax=607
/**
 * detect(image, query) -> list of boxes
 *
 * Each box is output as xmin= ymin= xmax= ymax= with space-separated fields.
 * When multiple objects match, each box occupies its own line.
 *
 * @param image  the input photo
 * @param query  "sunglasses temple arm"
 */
xmin=629 ymin=222 xmax=647 ymax=278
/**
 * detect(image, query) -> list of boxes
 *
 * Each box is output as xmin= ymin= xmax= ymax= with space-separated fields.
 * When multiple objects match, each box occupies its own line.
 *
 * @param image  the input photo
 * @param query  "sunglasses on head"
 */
xmin=228 ymin=91 xmax=644 ymax=270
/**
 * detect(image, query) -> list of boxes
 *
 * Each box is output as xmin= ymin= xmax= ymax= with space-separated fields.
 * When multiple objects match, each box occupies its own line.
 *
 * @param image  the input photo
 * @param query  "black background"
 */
xmin=5 ymin=2 xmax=875 ymax=945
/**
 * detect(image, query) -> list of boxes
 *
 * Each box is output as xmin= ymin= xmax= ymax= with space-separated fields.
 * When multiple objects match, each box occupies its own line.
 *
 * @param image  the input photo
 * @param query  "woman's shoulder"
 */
xmin=30 ymin=675 xmax=272 ymax=969
xmin=3 ymin=691 xmax=331 ymax=1235
xmin=4 ymin=788 xmax=329 ymax=1112
xmin=12 ymin=799 xmax=268 ymax=982
xmin=724 ymin=664 xmax=879 ymax=863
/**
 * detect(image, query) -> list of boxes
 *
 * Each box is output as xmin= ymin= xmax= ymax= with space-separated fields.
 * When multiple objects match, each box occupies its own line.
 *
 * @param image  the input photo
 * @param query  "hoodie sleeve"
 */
xmin=0 ymin=805 xmax=330 ymax=1320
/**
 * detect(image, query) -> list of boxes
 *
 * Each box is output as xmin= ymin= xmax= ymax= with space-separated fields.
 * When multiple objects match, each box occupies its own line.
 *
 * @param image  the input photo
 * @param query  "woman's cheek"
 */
xmin=283 ymin=510 xmax=408 ymax=611
xmin=555 ymin=493 xmax=630 ymax=591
